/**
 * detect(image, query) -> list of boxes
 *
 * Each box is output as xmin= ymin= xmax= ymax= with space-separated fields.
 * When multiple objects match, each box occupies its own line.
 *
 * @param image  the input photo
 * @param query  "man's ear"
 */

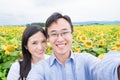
xmin=47 ymin=38 xmax=50 ymax=42
xmin=117 ymin=65 xmax=120 ymax=80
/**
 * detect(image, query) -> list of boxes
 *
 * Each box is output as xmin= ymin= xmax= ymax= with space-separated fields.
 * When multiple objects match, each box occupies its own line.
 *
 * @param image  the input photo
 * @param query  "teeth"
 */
xmin=56 ymin=44 xmax=66 ymax=48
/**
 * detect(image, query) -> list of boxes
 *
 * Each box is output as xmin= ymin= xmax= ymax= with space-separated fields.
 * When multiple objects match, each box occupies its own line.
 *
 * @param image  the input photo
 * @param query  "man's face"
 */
xmin=47 ymin=18 xmax=72 ymax=56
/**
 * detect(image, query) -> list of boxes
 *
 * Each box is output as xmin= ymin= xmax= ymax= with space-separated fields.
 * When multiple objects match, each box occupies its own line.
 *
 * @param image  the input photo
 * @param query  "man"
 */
xmin=27 ymin=12 xmax=100 ymax=80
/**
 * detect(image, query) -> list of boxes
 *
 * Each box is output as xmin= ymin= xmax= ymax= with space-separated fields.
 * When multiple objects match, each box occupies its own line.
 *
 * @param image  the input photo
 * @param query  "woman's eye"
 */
xmin=32 ymin=42 xmax=37 ymax=44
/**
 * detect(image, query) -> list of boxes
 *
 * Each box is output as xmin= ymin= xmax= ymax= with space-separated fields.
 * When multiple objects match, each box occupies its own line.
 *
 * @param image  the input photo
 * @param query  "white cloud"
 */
xmin=0 ymin=0 xmax=120 ymax=25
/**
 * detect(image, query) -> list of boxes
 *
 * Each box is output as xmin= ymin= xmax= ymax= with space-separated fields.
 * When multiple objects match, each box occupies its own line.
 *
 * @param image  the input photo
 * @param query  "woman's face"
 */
xmin=26 ymin=31 xmax=47 ymax=63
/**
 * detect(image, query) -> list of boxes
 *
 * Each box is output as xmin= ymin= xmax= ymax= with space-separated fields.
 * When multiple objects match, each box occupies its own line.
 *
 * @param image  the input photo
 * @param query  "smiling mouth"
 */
xmin=56 ymin=43 xmax=67 ymax=48
xmin=38 ymin=50 xmax=44 ymax=54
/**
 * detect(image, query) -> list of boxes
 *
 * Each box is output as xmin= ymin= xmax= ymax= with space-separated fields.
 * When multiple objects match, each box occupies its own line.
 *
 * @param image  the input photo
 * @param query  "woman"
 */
xmin=7 ymin=25 xmax=49 ymax=80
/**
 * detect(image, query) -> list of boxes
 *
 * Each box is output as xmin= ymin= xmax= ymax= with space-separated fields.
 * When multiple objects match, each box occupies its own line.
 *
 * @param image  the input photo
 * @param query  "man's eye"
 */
xmin=51 ymin=34 xmax=57 ymax=36
xmin=62 ymin=32 xmax=68 ymax=35
xmin=42 ymin=40 xmax=46 ymax=43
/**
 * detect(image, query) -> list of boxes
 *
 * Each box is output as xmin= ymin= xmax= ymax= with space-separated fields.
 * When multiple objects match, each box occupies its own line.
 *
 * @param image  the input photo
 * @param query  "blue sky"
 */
xmin=0 ymin=0 xmax=120 ymax=25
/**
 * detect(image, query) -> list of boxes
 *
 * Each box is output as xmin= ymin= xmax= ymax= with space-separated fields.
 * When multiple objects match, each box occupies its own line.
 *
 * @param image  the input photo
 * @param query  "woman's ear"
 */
xmin=25 ymin=45 xmax=28 ymax=49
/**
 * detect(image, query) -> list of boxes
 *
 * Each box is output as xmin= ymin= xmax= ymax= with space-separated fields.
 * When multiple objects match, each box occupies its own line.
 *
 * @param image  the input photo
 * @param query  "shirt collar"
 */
xmin=49 ymin=51 xmax=76 ymax=66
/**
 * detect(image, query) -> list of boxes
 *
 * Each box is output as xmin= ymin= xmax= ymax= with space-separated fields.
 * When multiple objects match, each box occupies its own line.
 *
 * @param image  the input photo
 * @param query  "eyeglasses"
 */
xmin=48 ymin=31 xmax=72 ymax=39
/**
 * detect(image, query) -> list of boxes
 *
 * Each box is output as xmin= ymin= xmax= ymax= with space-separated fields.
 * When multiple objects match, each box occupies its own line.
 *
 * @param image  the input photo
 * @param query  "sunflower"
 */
xmin=115 ymin=44 xmax=120 ymax=50
xmin=99 ymin=39 xmax=106 ymax=47
xmin=111 ymin=43 xmax=120 ymax=50
xmin=4 ymin=45 xmax=15 ymax=55
xmin=74 ymin=46 xmax=81 ymax=53
xmin=19 ymin=51 xmax=23 ymax=57
xmin=13 ymin=43 xmax=19 ymax=49
xmin=84 ymin=41 xmax=93 ymax=48
xmin=78 ymin=35 xmax=87 ymax=42
xmin=98 ymin=53 xmax=105 ymax=59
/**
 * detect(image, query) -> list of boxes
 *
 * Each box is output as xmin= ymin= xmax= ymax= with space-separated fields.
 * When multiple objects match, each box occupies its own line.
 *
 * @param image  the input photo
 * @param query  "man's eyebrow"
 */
xmin=50 ymin=30 xmax=56 ymax=33
xmin=61 ymin=28 xmax=68 ymax=31
xmin=50 ymin=28 xmax=69 ymax=33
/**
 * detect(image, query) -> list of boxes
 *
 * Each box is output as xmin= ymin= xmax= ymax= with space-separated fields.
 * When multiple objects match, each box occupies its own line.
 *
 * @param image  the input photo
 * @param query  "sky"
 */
xmin=0 ymin=0 xmax=120 ymax=25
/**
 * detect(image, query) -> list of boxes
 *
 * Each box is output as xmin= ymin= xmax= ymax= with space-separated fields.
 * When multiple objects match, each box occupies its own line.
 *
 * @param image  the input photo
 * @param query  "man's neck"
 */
xmin=55 ymin=51 xmax=71 ymax=65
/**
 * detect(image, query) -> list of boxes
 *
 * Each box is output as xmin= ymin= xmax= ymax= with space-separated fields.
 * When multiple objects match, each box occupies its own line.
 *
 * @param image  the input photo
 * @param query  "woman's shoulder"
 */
xmin=10 ymin=61 xmax=20 ymax=68
xmin=7 ymin=61 xmax=20 ymax=80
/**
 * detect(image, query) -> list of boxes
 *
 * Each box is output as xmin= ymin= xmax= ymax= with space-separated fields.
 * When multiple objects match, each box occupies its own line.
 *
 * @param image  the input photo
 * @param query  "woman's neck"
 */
xmin=32 ymin=56 xmax=44 ymax=64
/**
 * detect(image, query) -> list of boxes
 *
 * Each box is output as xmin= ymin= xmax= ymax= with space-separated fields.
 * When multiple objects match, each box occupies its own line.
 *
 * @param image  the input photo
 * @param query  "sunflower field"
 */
xmin=0 ymin=24 xmax=120 ymax=79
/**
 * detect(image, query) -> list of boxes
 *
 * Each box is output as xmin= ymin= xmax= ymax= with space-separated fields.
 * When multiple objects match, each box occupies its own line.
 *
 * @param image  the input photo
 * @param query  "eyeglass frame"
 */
xmin=48 ymin=31 xmax=72 ymax=39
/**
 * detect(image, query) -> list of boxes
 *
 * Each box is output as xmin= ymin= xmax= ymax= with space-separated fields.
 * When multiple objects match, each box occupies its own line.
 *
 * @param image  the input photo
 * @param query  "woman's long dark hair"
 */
xmin=18 ymin=25 xmax=47 ymax=80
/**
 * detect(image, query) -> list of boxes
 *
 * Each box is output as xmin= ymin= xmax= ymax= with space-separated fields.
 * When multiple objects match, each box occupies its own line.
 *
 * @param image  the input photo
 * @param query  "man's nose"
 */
xmin=57 ymin=34 xmax=64 ymax=41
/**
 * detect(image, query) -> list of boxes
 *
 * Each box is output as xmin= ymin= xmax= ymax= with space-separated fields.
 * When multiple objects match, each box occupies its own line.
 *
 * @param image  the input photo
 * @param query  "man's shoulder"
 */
xmin=73 ymin=52 xmax=94 ymax=58
xmin=72 ymin=52 xmax=88 ymax=62
xmin=73 ymin=52 xmax=100 ymax=63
